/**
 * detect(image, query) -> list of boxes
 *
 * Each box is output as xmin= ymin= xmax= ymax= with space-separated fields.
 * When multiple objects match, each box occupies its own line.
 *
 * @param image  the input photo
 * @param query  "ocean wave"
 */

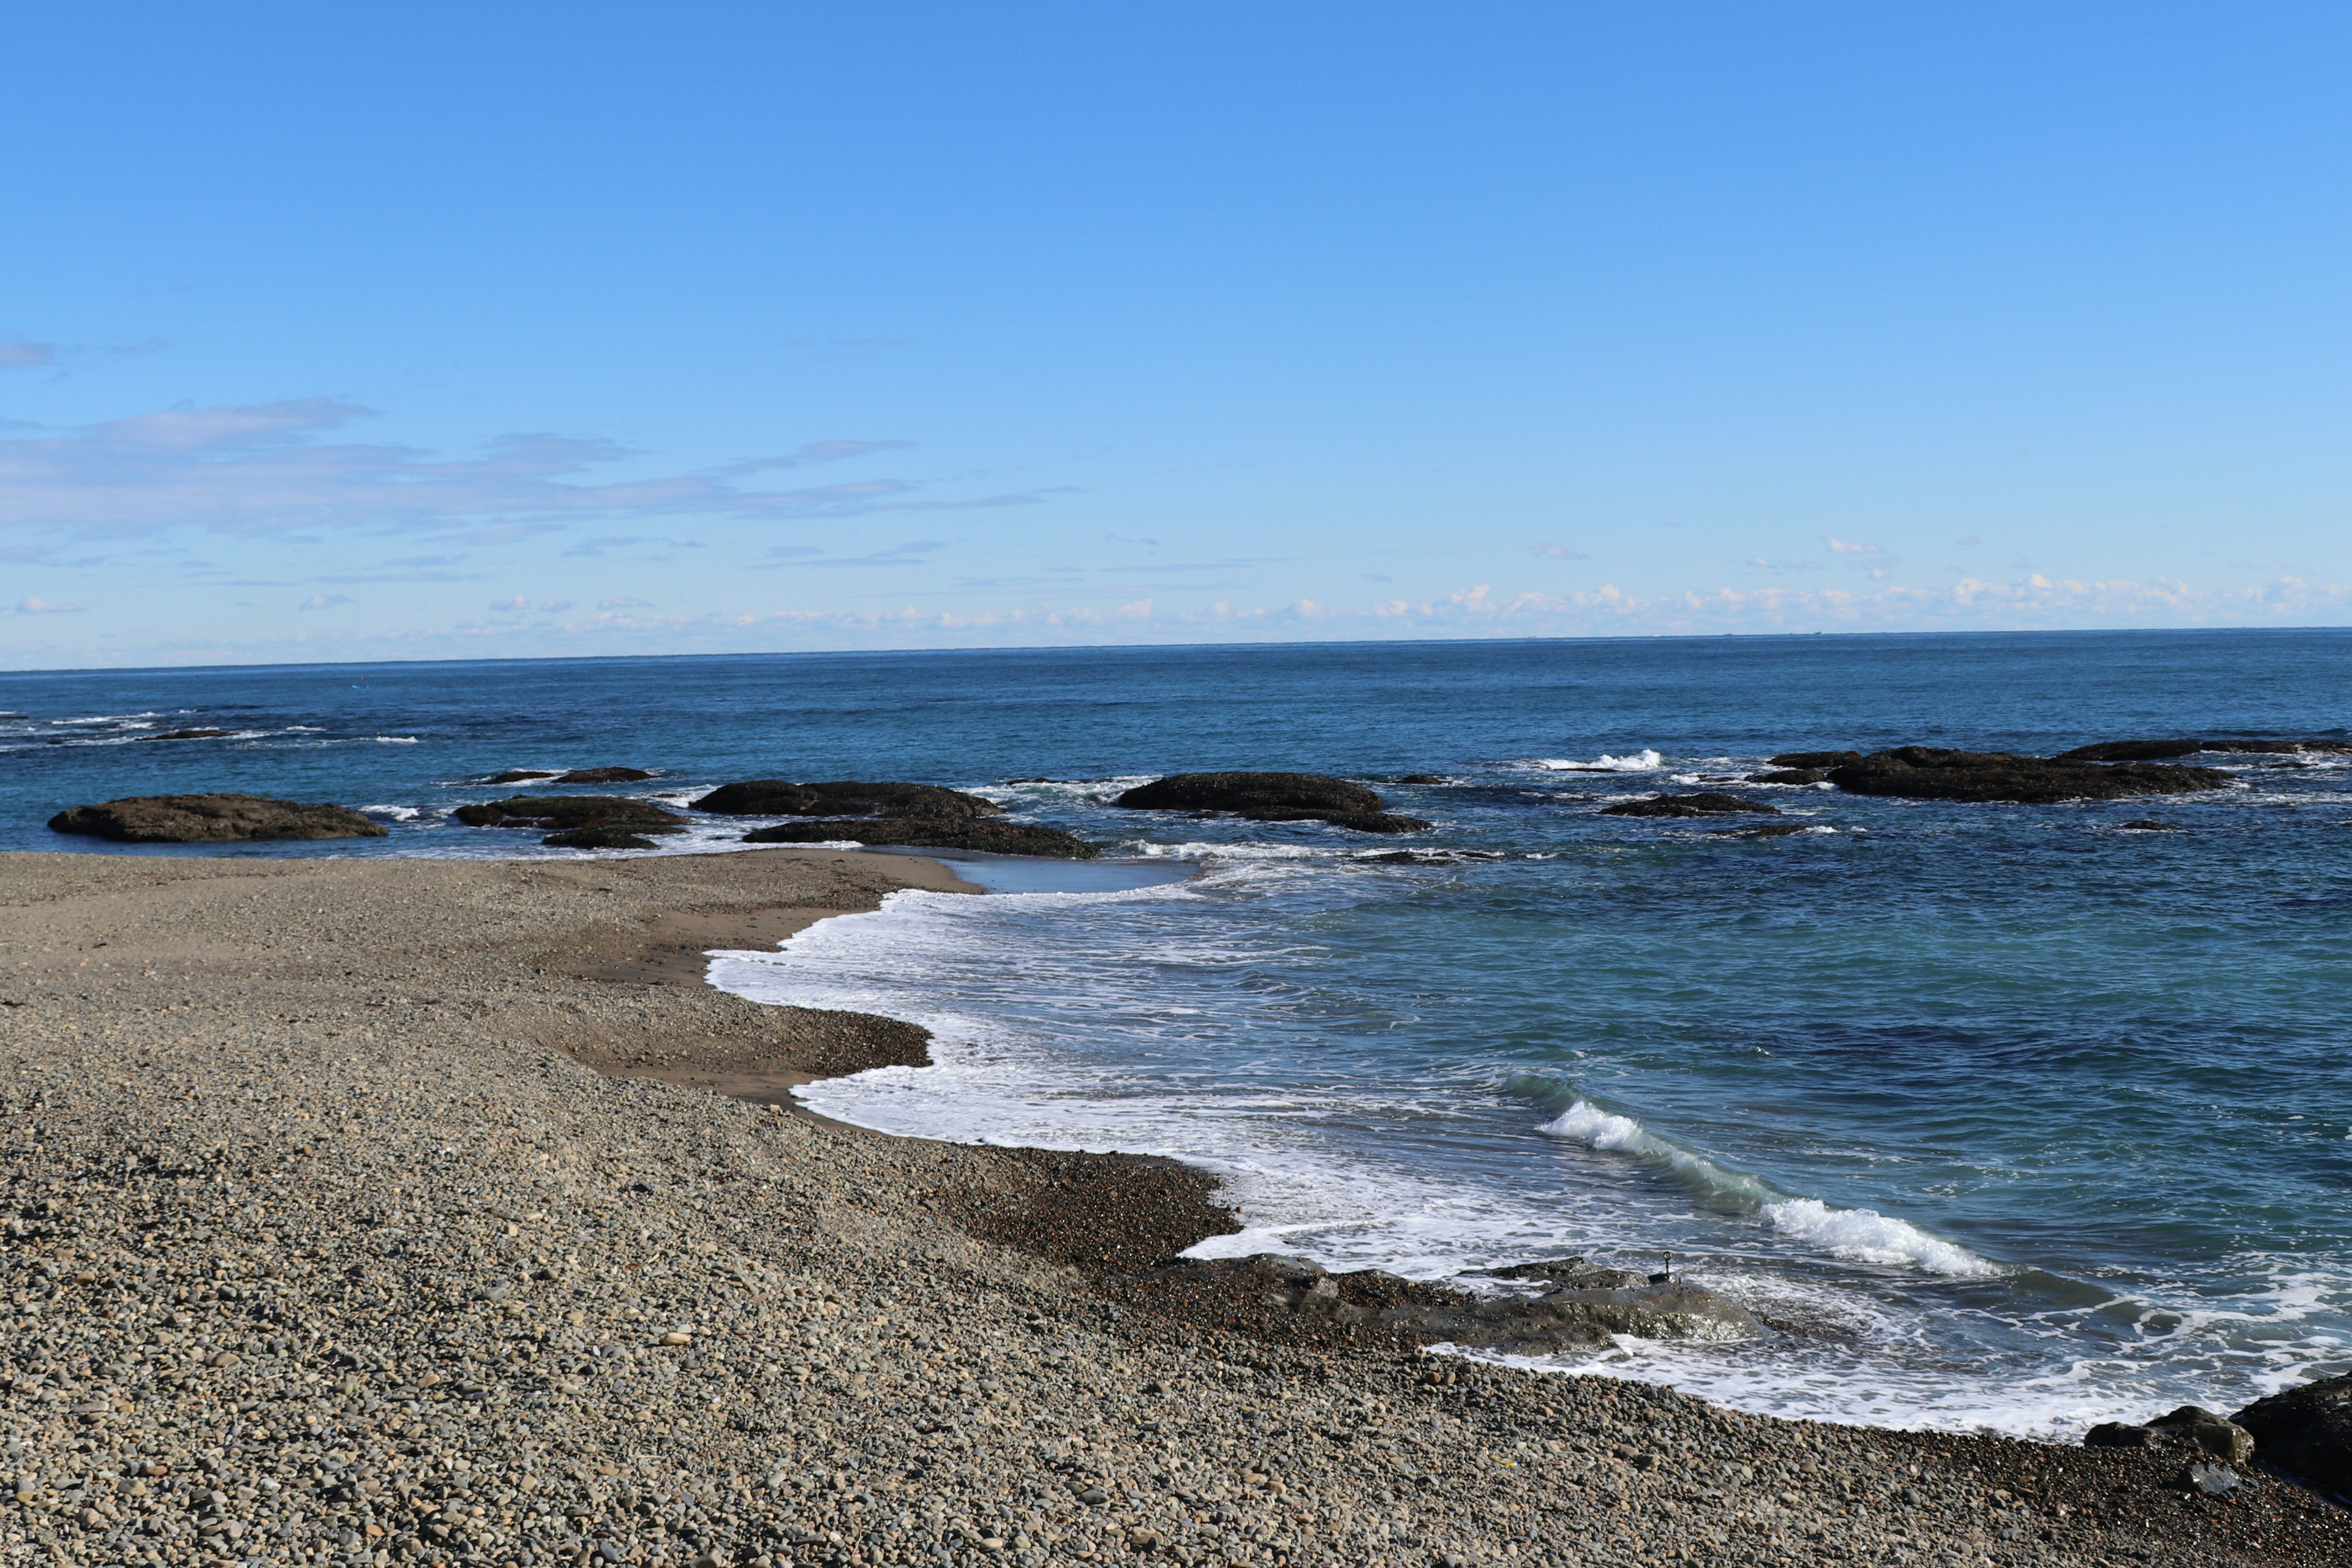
xmin=1540 ymin=1100 xmax=1997 ymax=1278
xmin=373 ymin=735 xmax=420 ymax=744
xmin=1759 ymin=1197 xmax=2000 ymax=1279
xmin=1525 ymin=750 xmax=1665 ymax=772
xmin=360 ymin=804 xmax=422 ymax=821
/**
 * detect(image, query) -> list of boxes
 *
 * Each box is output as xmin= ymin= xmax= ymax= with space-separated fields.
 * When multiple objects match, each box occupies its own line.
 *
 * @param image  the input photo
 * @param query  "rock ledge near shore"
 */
xmin=45 ymin=792 xmax=389 ymax=842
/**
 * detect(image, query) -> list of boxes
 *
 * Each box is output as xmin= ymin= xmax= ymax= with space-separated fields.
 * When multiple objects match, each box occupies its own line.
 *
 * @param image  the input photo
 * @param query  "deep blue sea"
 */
xmin=6 ymin=630 xmax=2349 ymax=1439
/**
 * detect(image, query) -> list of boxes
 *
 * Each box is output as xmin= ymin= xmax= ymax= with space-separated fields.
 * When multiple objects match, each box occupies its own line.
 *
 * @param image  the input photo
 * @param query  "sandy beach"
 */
xmin=2 ymin=847 xmax=2344 ymax=1568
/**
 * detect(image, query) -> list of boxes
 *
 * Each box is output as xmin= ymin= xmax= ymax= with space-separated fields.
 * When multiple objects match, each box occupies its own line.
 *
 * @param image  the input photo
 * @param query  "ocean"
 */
xmin=6 ymin=629 xmax=2348 ymax=1440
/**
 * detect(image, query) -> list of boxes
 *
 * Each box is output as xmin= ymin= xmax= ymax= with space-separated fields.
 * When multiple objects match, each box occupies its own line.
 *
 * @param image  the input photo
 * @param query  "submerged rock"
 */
xmin=553 ymin=766 xmax=655 ymax=784
xmin=139 ymin=728 xmax=232 ymax=742
xmin=742 ymin=819 xmax=1101 ymax=859
xmin=453 ymin=795 xmax=687 ymax=831
xmin=2234 ymin=1373 xmax=2352 ymax=1496
xmin=2116 ymin=819 xmax=2184 ymax=832
xmin=484 ymin=769 xmax=560 ymax=784
xmin=1828 ymin=747 xmax=2233 ymax=804
xmin=1601 ymin=793 xmax=1779 ymax=818
xmin=1240 ymin=808 xmax=1433 ymax=833
xmin=1708 ymin=821 xmax=1813 ymax=839
xmin=47 ymin=794 xmax=389 ymax=843
xmin=541 ymin=827 xmax=663 ymax=850
xmin=2062 ymin=737 xmax=2352 ymax=760
xmin=694 ymin=779 xmax=1005 ymax=819
xmin=1482 ymin=1257 xmax=1646 ymax=1290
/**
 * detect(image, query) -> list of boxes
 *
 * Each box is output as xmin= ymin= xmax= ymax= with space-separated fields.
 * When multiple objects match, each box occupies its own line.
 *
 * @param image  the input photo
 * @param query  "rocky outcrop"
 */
xmin=2060 ymin=737 xmax=2352 ymax=761
xmin=1602 ymin=793 xmax=1778 ymax=818
xmin=693 ymin=780 xmax=1005 ymax=820
xmin=2086 ymin=1406 xmax=2256 ymax=1465
xmin=1115 ymin=772 xmax=1383 ymax=815
xmin=485 ymin=769 xmax=559 ymax=785
xmin=541 ymin=827 xmax=664 ymax=850
xmin=2117 ymin=819 xmax=2184 ymax=832
xmin=1483 ymin=1257 xmax=1646 ymax=1289
xmin=2233 ymin=1374 xmax=2352 ymax=1498
xmin=1768 ymin=750 xmax=1862 ymax=769
xmin=47 ymin=794 xmax=389 ymax=843
xmin=453 ymin=796 xmax=687 ymax=831
xmin=742 ymin=820 xmax=1101 ymax=859
xmin=1828 ymin=747 xmax=2232 ymax=804
xmin=1147 ymin=1253 xmax=1758 ymax=1354
xmin=1114 ymin=772 xmax=1426 ymax=833
xmin=1749 ymin=768 xmax=1826 ymax=785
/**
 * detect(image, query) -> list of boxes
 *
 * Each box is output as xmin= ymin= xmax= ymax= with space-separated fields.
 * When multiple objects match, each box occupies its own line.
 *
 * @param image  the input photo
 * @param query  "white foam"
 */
xmin=373 ymin=735 xmax=420 ymax=744
xmin=1526 ymin=750 xmax=1665 ymax=772
xmin=1760 ymin=1197 xmax=2001 ymax=1279
xmin=1537 ymin=1100 xmax=1776 ymax=1207
xmin=360 ymin=804 xmax=421 ymax=821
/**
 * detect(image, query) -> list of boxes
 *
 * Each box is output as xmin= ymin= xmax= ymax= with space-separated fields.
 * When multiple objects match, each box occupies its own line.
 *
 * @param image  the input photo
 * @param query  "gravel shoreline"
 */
xmin=2 ymin=848 xmax=2345 ymax=1568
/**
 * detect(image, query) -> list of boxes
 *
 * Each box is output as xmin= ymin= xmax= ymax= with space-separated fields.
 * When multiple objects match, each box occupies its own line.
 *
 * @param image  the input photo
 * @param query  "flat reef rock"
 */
xmin=551 ymin=766 xmax=656 ymax=783
xmin=742 ymin=818 xmax=1101 ymax=859
xmin=1828 ymin=747 xmax=2233 ymax=804
xmin=2234 ymin=1373 xmax=2352 ymax=1497
xmin=541 ymin=826 xmax=663 ymax=850
xmin=1602 ymin=792 xmax=1779 ymax=818
xmin=453 ymin=794 xmax=687 ymax=831
xmin=1114 ymin=771 xmax=1427 ymax=832
xmin=1768 ymin=750 xmax=1863 ymax=768
xmin=693 ymin=779 xmax=1005 ymax=820
xmin=47 ymin=793 xmax=389 ymax=843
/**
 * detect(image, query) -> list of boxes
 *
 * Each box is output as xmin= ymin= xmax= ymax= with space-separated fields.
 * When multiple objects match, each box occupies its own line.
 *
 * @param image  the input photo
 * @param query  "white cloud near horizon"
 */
xmin=15 ymin=595 xmax=83 ymax=613
xmin=0 ymin=398 xmax=1047 ymax=545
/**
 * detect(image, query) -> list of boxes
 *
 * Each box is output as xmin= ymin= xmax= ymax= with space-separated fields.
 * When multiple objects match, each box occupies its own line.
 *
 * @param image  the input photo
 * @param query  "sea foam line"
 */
xmin=1539 ymin=1099 xmax=1999 ymax=1278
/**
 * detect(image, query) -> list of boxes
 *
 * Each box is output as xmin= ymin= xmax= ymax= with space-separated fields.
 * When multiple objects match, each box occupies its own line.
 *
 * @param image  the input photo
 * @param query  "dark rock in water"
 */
xmin=48 ymin=794 xmax=389 ymax=843
xmin=2056 ymin=739 xmax=2205 ymax=762
xmin=1395 ymin=774 xmax=1449 ymax=784
xmin=543 ymin=827 xmax=660 ymax=850
xmin=553 ymin=766 xmax=655 ymax=784
xmin=2199 ymin=737 xmax=2352 ymax=755
xmin=2117 ymin=819 xmax=2183 ymax=832
xmin=2233 ymin=1373 xmax=2352 ymax=1496
xmin=2085 ymin=1407 xmax=2255 ymax=1466
xmin=140 ymin=728 xmax=232 ymax=742
xmin=1239 ymin=807 xmax=1431 ymax=834
xmin=1828 ymin=747 xmax=2233 ymax=804
xmin=742 ymin=818 xmax=1100 ymax=859
xmin=485 ymin=769 xmax=559 ymax=784
xmin=1768 ymin=750 xmax=1863 ymax=768
xmin=693 ymin=779 xmax=1005 ymax=820
xmin=1602 ymin=793 xmax=1778 ymax=818
xmin=1115 ymin=771 xmax=1384 ymax=815
xmin=1483 ymin=1257 xmax=1646 ymax=1290
xmin=453 ymin=795 xmax=687 ymax=830
xmin=1750 ymin=768 xmax=1826 ymax=785
xmin=1708 ymin=821 xmax=1812 ymax=838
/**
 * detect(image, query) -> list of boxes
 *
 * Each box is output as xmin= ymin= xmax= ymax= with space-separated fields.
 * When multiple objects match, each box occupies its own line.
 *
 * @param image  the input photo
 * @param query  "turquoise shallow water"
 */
xmin=6 ymin=629 xmax=2349 ymax=1435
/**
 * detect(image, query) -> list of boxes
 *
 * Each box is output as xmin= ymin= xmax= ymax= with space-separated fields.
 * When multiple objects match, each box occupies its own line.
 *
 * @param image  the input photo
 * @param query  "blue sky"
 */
xmin=6 ymin=4 xmax=2351 ymax=668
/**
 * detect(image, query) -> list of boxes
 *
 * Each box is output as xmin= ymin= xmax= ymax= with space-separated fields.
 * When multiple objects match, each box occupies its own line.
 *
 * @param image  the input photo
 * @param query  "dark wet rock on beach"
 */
xmin=47 ymin=793 xmax=389 ymax=843
xmin=1828 ymin=746 xmax=2233 ymax=803
xmin=543 ymin=826 xmax=665 ymax=850
xmin=454 ymin=795 xmax=687 ymax=831
xmin=742 ymin=818 xmax=1101 ymax=859
xmin=2085 ymin=1406 xmax=2256 ymax=1466
xmin=1602 ymin=792 xmax=1778 ymax=818
xmin=2233 ymin=1373 xmax=2352 ymax=1497
xmin=695 ymin=779 xmax=1005 ymax=820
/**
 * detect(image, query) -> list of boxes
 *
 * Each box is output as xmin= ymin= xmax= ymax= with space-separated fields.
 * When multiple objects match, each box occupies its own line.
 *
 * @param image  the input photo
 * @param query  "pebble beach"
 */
xmin=4 ymin=846 xmax=2346 ymax=1568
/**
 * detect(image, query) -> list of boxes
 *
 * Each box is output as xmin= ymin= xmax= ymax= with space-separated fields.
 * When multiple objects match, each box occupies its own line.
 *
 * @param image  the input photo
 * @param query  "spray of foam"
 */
xmin=1530 ymin=750 xmax=1665 ymax=772
xmin=1540 ymin=1100 xmax=1999 ymax=1279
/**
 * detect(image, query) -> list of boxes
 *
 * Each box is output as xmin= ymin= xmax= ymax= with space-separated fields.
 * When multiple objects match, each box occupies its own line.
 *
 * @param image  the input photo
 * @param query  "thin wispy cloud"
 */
xmin=0 ymin=342 xmax=58 ymax=370
xmin=0 ymin=399 xmax=1049 ymax=541
xmin=1531 ymin=543 xmax=1589 ymax=559
xmin=15 ymin=595 xmax=82 ymax=613
xmin=1826 ymin=535 xmax=1885 ymax=555
xmin=297 ymin=594 xmax=353 ymax=611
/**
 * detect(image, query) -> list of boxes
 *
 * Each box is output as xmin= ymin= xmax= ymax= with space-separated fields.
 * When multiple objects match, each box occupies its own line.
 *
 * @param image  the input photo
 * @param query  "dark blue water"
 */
xmin=6 ymin=630 xmax=2349 ymax=1436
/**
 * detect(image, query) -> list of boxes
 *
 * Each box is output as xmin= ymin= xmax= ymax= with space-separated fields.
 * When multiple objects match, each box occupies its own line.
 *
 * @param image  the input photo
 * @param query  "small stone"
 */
xmin=662 ymin=1331 xmax=693 ymax=1346
xmin=1077 ymin=1487 xmax=1109 ymax=1506
xmin=2184 ymin=1461 xmax=2238 ymax=1498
